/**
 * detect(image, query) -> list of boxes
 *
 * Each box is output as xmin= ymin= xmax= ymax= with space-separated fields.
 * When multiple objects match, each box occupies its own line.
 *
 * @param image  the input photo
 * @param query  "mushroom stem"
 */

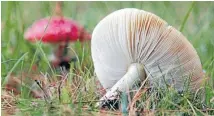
xmin=54 ymin=2 xmax=72 ymax=71
xmin=97 ymin=63 xmax=146 ymax=107
xmin=54 ymin=43 xmax=66 ymax=58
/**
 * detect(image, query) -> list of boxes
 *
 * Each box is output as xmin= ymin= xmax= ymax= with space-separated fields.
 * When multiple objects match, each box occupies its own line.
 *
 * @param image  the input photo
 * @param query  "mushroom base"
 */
xmin=52 ymin=57 xmax=77 ymax=71
xmin=96 ymin=63 xmax=146 ymax=108
xmin=49 ymin=43 xmax=77 ymax=71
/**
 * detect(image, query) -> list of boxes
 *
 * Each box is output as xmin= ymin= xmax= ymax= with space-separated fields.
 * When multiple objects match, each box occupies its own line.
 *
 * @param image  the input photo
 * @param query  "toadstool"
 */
xmin=24 ymin=1 xmax=91 ymax=71
xmin=91 ymin=8 xmax=205 ymax=107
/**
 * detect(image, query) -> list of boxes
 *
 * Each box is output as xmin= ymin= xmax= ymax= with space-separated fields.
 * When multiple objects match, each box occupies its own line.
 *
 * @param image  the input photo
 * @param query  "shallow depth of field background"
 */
xmin=1 ymin=1 xmax=214 ymax=115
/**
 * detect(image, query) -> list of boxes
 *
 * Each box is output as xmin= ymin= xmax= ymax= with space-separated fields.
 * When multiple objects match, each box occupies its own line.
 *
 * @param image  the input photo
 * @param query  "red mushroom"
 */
xmin=24 ymin=1 xmax=91 ymax=71
xmin=24 ymin=17 xmax=91 ymax=43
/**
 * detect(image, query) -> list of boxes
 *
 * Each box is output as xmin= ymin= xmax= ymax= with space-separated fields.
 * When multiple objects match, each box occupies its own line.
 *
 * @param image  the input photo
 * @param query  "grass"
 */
xmin=1 ymin=1 xmax=214 ymax=115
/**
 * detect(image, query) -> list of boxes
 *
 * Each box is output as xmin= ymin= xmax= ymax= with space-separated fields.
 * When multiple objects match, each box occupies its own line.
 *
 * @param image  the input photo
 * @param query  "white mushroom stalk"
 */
xmin=101 ymin=63 xmax=145 ymax=101
xmin=91 ymin=8 xmax=204 ymax=106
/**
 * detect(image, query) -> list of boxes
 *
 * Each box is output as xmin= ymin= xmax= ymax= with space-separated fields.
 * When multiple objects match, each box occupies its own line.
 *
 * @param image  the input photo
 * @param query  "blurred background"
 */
xmin=1 ymin=1 xmax=214 ymax=115
xmin=1 ymin=1 xmax=214 ymax=74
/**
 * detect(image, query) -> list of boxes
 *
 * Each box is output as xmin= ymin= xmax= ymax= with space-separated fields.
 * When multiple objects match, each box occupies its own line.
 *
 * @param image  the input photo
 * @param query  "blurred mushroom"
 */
xmin=91 ymin=9 xmax=205 ymax=107
xmin=24 ymin=1 xmax=91 ymax=71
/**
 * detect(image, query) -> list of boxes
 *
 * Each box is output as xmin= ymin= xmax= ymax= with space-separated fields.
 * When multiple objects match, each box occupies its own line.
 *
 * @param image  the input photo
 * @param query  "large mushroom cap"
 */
xmin=92 ymin=8 xmax=204 ymax=92
xmin=24 ymin=17 xmax=91 ymax=43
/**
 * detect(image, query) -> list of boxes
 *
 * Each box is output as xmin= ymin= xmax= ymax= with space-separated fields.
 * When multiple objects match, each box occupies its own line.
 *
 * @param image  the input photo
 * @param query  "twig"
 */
xmin=54 ymin=1 xmax=63 ymax=17
xmin=58 ymin=73 xmax=69 ymax=102
xmin=35 ymin=80 xmax=49 ymax=103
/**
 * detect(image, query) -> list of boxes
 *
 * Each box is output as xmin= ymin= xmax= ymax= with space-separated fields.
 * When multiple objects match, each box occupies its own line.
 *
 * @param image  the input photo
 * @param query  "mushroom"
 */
xmin=24 ymin=17 xmax=91 ymax=43
xmin=24 ymin=1 xmax=91 ymax=71
xmin=91 ymin=8 xmax=204 ymax=107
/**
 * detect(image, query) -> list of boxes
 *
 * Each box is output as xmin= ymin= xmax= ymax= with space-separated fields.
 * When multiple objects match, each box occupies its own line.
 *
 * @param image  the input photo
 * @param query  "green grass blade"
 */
xmin=179 ymin=2 xmax=196 ymax=32
xmin=2 ymin=52 xmax=28 ymax=86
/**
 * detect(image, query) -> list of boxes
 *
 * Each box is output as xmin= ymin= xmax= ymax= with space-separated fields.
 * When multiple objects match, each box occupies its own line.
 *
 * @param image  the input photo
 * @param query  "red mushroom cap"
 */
xmin=24 ymin=17 xmax=91 ymax=43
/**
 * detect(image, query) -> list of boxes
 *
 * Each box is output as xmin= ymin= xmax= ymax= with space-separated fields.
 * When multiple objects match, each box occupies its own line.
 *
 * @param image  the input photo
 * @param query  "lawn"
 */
xmin=1 ymin=1 xmax=214 ymax=115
